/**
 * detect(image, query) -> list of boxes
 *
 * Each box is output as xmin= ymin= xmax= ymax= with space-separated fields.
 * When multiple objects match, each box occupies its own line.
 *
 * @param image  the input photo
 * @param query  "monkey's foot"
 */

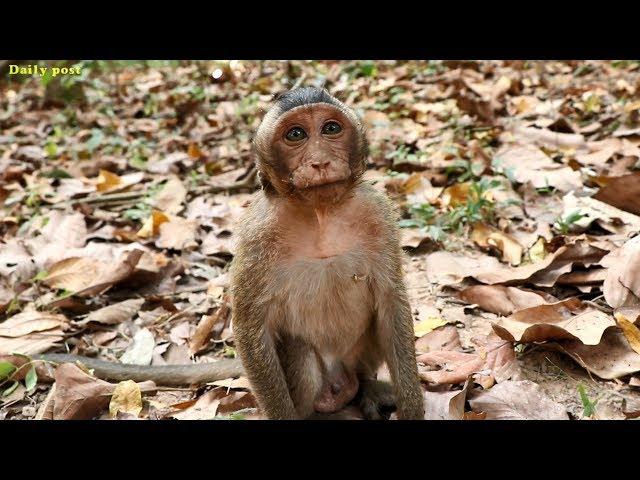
xmin=358 ymin=379 xmax=396 ymax=420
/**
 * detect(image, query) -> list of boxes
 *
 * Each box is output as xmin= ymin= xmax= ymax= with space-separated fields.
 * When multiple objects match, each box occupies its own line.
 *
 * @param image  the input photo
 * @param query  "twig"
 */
xmin=51 ymin=191 xmax=146 ymax=208
xmin=191 ymin=167 xmax=258 ymax=196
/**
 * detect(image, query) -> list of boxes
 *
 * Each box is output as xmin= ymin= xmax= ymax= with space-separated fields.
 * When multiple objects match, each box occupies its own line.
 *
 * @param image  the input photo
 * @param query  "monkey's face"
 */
xmin=268 ymin=104 xmax=363 ymax=204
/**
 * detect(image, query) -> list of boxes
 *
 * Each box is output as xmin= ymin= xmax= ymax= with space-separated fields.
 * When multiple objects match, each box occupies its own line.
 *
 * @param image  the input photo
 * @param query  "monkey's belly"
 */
xmin=267 ymin=254 xmax=374 ymax=358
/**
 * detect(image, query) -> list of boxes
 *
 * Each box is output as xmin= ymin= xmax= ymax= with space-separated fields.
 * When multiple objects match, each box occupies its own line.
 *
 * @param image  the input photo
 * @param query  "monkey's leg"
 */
xmin=233 ymin=312 xmax=298 ymax=419
xmin=350 ymin=333 xmax=396 ymax=420
xmin=276 ymin=336 xmax=323 ymax=419
xmin=375 ymin=291 xmax=425 ymax=420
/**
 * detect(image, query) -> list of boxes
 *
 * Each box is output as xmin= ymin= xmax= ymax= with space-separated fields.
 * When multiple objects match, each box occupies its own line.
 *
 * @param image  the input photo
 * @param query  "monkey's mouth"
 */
xmin=298 ymin=178 xmax=348 ymax=191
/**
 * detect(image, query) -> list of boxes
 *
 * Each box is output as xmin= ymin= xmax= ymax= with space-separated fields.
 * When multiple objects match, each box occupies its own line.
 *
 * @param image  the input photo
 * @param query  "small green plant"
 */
xmin=399 ymin=178 xmax=502 ymax=242
xmin=445 ymin=178 xmax=501 ymax=233
xmin=0 ymin=356 xmax=39 ymax=397
xmin=553 ymin=210 xmax=587 ymax=235
xmin=577 ymin=384 xmax=598 ymax=418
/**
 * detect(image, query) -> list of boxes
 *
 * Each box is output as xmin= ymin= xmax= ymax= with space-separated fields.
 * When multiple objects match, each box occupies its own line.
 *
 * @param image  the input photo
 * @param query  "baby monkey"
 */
xmin=230 ymin=87 xmax=424 ymax=420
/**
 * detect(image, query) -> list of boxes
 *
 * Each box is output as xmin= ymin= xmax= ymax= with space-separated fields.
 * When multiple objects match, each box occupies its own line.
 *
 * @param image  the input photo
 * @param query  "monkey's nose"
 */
xmin=311 ymin=160 xmax=330 ymax=170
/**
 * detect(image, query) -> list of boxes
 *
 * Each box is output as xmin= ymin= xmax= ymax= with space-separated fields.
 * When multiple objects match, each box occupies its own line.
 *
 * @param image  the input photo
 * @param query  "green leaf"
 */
xmin=578 ymin=384 xmax=597 ymax=418
xmin=2 ymin=381 xmax=19 ymax=397
xmin=25 ymin=365 xmax=37 ymax=391
xmin=31 ymin=270 xmax=48 ymax=282
xmin=0 ymin=361 xmax=17 ymax=381
xmin=85 ymin=129 xmax=104 ymax=151
xmin=42 ymin=168 xmax=72 ymax=179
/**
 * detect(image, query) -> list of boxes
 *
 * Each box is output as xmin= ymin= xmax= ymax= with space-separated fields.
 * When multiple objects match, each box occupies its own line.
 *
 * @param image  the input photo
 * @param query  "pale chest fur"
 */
xmin=262 ymin=198 xmax=384 ymax=357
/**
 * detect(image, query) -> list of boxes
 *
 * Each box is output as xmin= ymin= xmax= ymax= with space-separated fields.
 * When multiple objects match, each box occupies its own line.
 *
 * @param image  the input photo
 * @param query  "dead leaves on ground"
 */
xmin=3 ymin=60 xmax=640 ymax=420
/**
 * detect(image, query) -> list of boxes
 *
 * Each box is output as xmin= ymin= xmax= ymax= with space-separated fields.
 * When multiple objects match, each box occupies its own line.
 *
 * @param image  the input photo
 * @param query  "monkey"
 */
xmin=229 ymin=87 xmax=425 ymax=420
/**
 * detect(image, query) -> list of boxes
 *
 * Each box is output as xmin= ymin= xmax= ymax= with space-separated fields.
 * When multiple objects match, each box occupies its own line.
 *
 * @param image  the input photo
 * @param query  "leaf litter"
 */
xmin=2 ymin=60 xmax=640 ymax=420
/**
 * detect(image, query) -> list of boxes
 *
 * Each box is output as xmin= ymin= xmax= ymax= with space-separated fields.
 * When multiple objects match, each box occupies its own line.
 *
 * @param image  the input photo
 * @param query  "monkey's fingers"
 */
xmin=35 ymin=353 xmax=245 ymax=386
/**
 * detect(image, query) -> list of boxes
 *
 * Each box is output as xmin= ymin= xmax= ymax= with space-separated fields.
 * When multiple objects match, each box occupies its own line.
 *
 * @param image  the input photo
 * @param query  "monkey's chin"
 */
xmin=296 ymin=179 xmax=351 ymax=205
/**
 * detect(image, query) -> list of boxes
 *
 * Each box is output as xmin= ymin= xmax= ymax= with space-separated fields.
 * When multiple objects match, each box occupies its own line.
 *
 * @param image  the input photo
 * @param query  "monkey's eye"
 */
xmin=321 ymin=121 xmax=342 ymax=136
xmin=285 ymin=127 xmax=308 ymax=142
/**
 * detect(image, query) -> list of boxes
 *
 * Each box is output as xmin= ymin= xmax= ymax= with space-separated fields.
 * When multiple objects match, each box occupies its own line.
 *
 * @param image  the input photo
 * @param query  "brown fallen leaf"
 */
xmin=602 ymin=236 xmax=640 ymax=321
xmin=458 ymin=285 xmax=555 ymax=316
xmin=505 ymin=124 xmax=587 ymax=151
xmin=423 ymin=381 xmax=469 ymax=420
xmin=201 ymin=231 xmax=235 ymax=255
xmin=43 ymin=249 xmax=143 ymax=297
xmin=190 ymin=299 xmax=230 ymax=355
xmin=137 ymin=210 xmax=170 ymax=238
xmin=593 ymin=172 xmax=640 ymax=216
xmin=150 ymin=176 xmax=187 ymax=214
xmin=493 ymin=144 xmax=582 ymax=192
xmin=418 ymin=350 xmax=483 ymax=385
xmin=78 ymin=298 xmax=145 ymax=325
xmin=35 ymin=383 xmax=56 ymax=420
xmin=109 ymin=380 xmax=143 ymax=418
xmin=556 ymin=328 xmax=640 ymax=379
xmin=169 ymin=390 xmax=222 ymax=420
xmin=156 ymin=217 xmax=198 ymax=250
xmin=95 ymin=170 xmax=144 ymax=193
xmin=217 ymin=391 xmax=257 ymax=415
xmin=463 ymin=411 xmax=487 ymax=420
xmin=208 ymin=377 xmax=252 ymax=390
xmin=0 ymin=310 xmax=68 ymax=355
xmin=492 ymin=297 xmax=615 ymax=345
xmin=614 ymin=312 xmax=640 ymax=355
xmin=560 ymin=192 xmax=640 ymax=236
xmin=471 ymin=223 xmax=523 ymax=265
xmin=468 ymin=380 xmax=568 ymax=420
xmin=426 ymin=238 xmax=608 ymax=286
xmin=415 ymin=325 xmax=461 ymax=354
xmin=52 ymin=363 xmax=156 ymax=420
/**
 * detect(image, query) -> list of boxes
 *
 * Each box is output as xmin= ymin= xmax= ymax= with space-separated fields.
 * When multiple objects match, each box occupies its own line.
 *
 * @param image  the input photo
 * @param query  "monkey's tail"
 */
xmin=34 ymin=354 xmax=245 ymax=387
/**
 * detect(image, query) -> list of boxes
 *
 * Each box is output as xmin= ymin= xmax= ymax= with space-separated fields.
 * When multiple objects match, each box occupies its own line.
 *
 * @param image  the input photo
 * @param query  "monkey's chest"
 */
xmin=267 ymin=251 xmax=375 ymax=355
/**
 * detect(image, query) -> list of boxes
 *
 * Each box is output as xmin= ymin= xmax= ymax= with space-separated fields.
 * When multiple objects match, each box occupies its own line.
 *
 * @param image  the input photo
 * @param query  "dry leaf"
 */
xmin=0 ymin=311 xmax=68 ymax=355
xmin=492 ymin=297 xmax=615 ymax=345
xmin=423 ymin=382 xmax=469 ymax=420
xmin=494 ymin=144 xmax=582 ymax=192
xmin=556 ymin=328 xmax=640 ymax=379
xmin=471 ymin=223 xmax=523 ymax=265
xmin=468 ymin=380 xmax=568 ymax=420
xmin=51 ymin=363 xmax=155 ymax=419
xmin=418 ymin=350 xmax=484 ymax=384
xmin=190 ymin=300 xmax=230 ymax=355
xmin=603 ymin=236 xmax=640 ymax=321
xmin=150 ymin=176 xmax=187 ymax=214
xmin=120 ymin=328 xmax=155 ymax=365
xmin=43 ymin=249 xmax=143 ymax=296
xmin=593 ymin=172 xmax=640 ymax=216
xmin=414 ymin=316 xmax=447 ymax=338
xmin=109 ymin=380 xmax=143 ymax=418
xmin=78 ymin=298 xmax=144 ymax=325
xmin=615 ymin=312 xmax=640 ymax=355
xmin=156 ymin=216 xmax=198 ymax=250
xmin=170 ymin=390 xmax=221 ymax=420
xmin=415 ymin=325 xmax=461 ymax=354
xmin=137 ymin=210 xmax=169 ymax=238
xmin=458 ymin=285 xmax=555 ymax=316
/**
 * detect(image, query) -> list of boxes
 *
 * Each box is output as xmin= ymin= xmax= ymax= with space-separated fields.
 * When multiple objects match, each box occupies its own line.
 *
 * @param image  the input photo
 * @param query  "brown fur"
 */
xmin=230 ymin=89 xmax=424 ymax=420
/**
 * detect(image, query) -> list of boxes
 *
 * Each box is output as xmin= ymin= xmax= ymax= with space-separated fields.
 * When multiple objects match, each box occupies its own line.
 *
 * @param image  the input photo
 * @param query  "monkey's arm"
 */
xmin=34 ymin=353 xmax=244 ymax=386
xmin=375 ymin=287 xmax=425 ymax=420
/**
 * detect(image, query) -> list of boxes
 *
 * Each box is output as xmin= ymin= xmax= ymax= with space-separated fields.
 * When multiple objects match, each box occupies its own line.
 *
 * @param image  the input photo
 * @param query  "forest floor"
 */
xmin=1 ymin=60 xmax=640 ymax=420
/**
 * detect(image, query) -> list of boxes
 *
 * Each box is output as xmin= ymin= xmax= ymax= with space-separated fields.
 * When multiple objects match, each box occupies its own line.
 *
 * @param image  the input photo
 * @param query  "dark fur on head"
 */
xmin=254 ymin=87 xmax=368 ymax=196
